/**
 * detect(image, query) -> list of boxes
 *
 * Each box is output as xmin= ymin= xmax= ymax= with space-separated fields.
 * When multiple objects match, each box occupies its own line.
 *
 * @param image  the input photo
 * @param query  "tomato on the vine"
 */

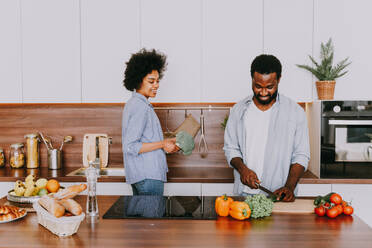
xmin=327 ymin=207 xmax=339 ymax=218
xmin=335 ymin=204 xmax=343 ymax=215
xmin=343 ymin=205 xmax=354 ymax=215
xmin=330 ymin=193 xmax=342 ymax=205
xmin=314 ymin=206 xmax=326 ymax=217
xmin=323 ymin=202 xmax=331 ymax=208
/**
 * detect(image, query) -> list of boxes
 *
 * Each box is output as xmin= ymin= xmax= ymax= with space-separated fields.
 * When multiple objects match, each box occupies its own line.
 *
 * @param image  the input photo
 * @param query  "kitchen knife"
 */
xmin=255 ymin=183 xmax=284 ymax=202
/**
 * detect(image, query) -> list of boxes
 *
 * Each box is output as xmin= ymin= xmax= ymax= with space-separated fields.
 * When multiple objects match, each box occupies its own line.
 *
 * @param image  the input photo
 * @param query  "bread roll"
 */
xmin=58 ymin=199 xmax=82 ymax=216
xmin=53 ymin=184 xmax=87 ymax=200
xmin=0 ymin=206 xmax=10 ymax=215
xmin=0 ymin=206 xmax=26 ymax=221
xmin=38 ymin=195 xmax=65 ymax=218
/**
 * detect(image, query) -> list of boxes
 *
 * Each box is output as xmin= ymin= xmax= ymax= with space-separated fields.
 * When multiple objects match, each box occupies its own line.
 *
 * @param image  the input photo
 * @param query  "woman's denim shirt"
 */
xmin=122 ymin=92 xmax=167 ymax=184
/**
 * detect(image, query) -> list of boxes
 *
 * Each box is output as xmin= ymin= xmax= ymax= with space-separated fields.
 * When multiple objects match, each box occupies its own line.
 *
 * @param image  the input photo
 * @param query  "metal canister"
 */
xmin=25 ymin=133 xmax=40 ymax=169
xmin=10 ymin=143 xmax=25 ymax=168
xmin=0 ymin=148 xmax=5 ymax=167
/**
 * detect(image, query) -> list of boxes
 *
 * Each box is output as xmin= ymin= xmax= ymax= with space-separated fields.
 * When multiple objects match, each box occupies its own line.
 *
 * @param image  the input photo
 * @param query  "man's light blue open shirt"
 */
xmin=122 ymin=92 xmax=167 ymax=184
xmin=223 ymin=94 xmax=310 ymax=195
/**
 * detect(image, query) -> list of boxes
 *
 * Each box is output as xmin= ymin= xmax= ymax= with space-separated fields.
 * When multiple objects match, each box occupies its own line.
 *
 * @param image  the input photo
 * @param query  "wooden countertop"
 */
xmin=0 ymin=195 xmax=371 ymax=248
xmin=1 ymin=166 xmax=372 ymax=184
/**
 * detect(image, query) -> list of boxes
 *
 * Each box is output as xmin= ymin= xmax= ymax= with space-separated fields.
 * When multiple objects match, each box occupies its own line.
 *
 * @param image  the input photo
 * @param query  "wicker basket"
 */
xmin=316 ymin=81 xmax=336 ymax=100
xmin=33 ymin=201 xmax=85 ymax=237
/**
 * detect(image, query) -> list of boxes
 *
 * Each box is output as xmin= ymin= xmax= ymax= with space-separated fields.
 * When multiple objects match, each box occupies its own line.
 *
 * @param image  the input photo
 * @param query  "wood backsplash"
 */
xmin=0 ymin=102 xmax=306 ymax=169
xmin=0 ymin=103 xmax=233 ymax=168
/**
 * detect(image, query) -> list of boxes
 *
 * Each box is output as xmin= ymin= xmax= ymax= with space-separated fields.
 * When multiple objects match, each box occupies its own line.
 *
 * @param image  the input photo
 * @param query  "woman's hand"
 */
xmin=163 ymin=138 xmax=180 ymax=154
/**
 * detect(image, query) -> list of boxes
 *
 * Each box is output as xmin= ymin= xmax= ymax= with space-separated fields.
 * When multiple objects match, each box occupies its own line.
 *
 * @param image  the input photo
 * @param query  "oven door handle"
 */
xmin=328 ymin=120 xmax=372 ymax=125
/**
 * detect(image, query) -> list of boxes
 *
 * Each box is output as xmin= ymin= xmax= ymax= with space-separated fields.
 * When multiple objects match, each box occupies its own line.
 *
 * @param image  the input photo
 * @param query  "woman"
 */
xmin=122 ymin=49 xmax=179 ymax=195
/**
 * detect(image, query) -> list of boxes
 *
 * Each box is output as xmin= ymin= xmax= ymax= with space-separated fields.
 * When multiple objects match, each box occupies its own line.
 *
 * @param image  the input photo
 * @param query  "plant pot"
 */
xmin=316 ymin=81 xmax=336 ymax=100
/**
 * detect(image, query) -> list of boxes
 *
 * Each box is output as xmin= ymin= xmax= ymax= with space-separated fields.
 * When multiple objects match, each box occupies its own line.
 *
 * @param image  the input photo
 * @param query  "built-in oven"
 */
xmin=320 ymin=101 xmax=372 ymax=178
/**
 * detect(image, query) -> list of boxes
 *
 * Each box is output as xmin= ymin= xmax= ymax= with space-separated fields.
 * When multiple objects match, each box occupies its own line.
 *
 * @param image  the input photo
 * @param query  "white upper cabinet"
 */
xmin=0 ymin=0 xmax=22 ymax=103
xmin=202 ymin=0 xmax=263 ymax=102
xmin=264 ymin=0 xmax=313 ymax=102
xmin=21 ymin=0 xmax=81 ymax=103
xmin=81 ymin=0 xmax=140 ymax=103
xmin=141 ymin=0 xmax=202 ymax=102
xmin=314 ymin=0 xmax=372 ymax=100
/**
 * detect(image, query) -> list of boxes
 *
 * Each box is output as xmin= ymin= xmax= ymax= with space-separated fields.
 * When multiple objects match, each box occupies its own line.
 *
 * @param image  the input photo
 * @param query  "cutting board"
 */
xmin=272 ymin=199 xmax=314 ymax=214
xmin=82 ymin=134 xmax=109 ymax=168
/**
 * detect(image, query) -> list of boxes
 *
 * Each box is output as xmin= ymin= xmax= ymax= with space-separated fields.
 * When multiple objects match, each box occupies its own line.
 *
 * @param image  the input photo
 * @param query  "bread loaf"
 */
xmin=59 ymin=199 xmax=82 ymax=216
xmin=53 ymin=184 xmax=87 ymax=200
xmin=38 ymin=195 xmax=65 ymax=218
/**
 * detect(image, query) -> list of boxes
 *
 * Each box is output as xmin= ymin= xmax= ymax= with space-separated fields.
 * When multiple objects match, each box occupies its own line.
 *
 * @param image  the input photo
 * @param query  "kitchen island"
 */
xmin=0 ymin=195 xmax=371 ymax=248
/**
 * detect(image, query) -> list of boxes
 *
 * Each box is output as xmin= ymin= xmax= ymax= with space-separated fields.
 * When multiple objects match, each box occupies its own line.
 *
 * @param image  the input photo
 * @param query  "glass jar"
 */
xmin=0 ymin=148 xmax=5 ymax=168
xmin=10 ymin=143 xmax=25 ymax=168
xmin=25 ymin=133 xmax=40 ymax=169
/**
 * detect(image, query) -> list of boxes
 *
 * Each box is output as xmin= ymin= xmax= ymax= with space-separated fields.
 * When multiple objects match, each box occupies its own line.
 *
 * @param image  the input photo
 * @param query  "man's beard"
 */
xmin=254 ymin=90 xmax=278 ymax=105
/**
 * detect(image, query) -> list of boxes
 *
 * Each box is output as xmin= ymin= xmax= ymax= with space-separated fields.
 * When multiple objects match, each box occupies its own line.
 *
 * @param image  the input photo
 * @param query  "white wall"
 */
xmin=1 ymin=0 xmax=370 ymax=103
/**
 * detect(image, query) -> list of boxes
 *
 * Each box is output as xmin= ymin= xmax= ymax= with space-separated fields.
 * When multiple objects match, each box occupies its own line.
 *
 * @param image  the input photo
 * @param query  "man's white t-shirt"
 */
xmin=243 ymin=102 xmax=272 ymax=194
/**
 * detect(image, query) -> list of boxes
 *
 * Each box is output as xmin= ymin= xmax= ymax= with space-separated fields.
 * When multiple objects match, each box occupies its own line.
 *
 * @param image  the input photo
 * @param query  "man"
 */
xmin=223 ymin=54 xmax=310 ymax=202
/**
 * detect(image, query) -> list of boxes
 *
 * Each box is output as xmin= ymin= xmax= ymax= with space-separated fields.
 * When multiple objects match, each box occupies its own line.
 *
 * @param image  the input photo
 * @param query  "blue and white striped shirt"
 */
xmin=122 ymin=92 xmax=167 ymax=184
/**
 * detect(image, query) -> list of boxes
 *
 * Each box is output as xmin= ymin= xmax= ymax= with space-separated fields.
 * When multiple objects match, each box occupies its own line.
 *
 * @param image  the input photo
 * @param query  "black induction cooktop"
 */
xmin=103 ymin=196 xmax=236 ymax=220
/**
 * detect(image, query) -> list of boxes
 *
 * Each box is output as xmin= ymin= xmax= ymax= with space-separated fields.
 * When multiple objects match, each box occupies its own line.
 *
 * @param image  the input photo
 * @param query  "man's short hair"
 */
xmin=250 ymin=54 xmax=282 ymax=80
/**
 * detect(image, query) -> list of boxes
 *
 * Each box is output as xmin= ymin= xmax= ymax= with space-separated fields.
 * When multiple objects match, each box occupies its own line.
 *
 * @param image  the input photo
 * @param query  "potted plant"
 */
xmin=297 ymin=38 xmax=351 ymax=100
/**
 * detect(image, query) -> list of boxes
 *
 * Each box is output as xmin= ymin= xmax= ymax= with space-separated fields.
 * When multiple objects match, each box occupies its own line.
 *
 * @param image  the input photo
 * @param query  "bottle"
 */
xmin=0 ymin=148 xmax=5 ymax=168
xmin=25 ymin=133 xmax=40 ymax=169
xmin=10 ymin=143 xmax=25 ymax=168
xmin=85 ymin=161 xmax=100 ymax=222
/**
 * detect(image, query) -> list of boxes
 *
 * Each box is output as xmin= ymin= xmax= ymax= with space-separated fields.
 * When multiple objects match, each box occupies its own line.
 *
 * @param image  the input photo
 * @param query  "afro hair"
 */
xmin=250 ymin=54 xmax=282 ymax=80
xmin=123 ymin=48 xmax=167 ymax=91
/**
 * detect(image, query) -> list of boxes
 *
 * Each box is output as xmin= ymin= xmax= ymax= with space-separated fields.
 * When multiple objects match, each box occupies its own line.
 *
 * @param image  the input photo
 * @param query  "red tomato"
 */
xmin=343 ymin=205 xmax=354 ymax=215
xmin=327 ymin=207 xmax=339 ymax=218
xmin=323 ymin=202 xmax=331 ymax=208
xmin=341 ymin=200 xmax=348 ymax=208
xmin=314 ymin=206 xmax=326 ymax=217
xmin=335 ymin=204 xmax=343 ymax=215
xmin=330 ymin=193 xmax=342 ymax=205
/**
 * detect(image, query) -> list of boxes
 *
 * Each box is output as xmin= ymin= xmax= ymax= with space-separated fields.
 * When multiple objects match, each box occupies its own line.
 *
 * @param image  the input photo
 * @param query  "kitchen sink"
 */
xmin=67 ymin=167 xmax=125 ymax=177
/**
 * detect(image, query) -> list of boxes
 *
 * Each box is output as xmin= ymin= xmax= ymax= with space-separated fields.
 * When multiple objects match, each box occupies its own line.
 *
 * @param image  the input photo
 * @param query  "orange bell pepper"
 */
xmin=229 ymin=201 xmax=251 ymax=220
xmin=215 ymin=194 xmax=233 ymax=217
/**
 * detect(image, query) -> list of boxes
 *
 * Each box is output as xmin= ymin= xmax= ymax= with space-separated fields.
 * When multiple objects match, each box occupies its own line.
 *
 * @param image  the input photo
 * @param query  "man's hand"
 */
xmin=273 ymin=186 xmax=295 ymax=202
xmin=230 ymin=157 xmax=260 ymax=189
xmin=239 ymin=167 xmax=261 ymax=189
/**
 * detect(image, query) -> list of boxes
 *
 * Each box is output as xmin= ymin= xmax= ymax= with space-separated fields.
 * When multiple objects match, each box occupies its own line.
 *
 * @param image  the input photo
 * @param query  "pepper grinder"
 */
xmin=85 ymin=160 xmax=100 ymax=223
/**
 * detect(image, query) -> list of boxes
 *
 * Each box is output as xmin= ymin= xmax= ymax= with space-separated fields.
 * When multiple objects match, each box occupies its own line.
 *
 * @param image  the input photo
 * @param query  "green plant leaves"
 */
xmin=296 ymin=38 xmax=351 ymax=81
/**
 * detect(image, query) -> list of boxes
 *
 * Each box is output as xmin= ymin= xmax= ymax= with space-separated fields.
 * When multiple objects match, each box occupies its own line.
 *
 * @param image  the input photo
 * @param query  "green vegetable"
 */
xmin=313 ymin=192 xmax=335 ymax=206
xmin=175 ymin=131 xmax=195 ymax=156
xmin=244 ymin=194 xmax=274 ymax=219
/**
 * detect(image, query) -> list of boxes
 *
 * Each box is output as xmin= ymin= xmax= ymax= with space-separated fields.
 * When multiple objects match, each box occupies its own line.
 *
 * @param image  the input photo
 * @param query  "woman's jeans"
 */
xmin=131 ymin=179 xmax=164 ymax=195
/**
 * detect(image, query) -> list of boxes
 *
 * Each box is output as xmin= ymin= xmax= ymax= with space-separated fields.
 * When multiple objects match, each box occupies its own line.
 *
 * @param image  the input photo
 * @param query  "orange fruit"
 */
xmin=46 ymin=179 xmax=60 ymax=193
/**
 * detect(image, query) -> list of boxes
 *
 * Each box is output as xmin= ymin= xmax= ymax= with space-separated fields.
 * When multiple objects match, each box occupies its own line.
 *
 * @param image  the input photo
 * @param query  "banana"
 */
xmin=24 ymin=183 xmax=35 ymax=197
xmin=15 ymin=186 xmax=25 ymax=196
xmin=32 ymin=185 xmax=40 ymax=196
xmin=14 ymin=180 xmax=26 ymax=196
xmin=25 ymin=174 xmax=36 ymax=184
xmin=14 ymin=180 xmax=24 ymax=190
xmin=25 ymin=180 xmax=34 ymax=189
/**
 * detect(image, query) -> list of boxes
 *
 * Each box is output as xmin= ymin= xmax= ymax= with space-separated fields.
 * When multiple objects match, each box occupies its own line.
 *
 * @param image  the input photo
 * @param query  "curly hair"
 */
xmin=250 ymin=54 xmax=282 ymax=80
xmin=123 ymin=49 xmax=167 ymax=91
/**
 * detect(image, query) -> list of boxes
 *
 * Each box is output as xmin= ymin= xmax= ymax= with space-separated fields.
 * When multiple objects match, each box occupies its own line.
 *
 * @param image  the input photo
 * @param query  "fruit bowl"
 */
xmin=7 ymin=186 xmax=65 ymax=204
xmin=7 ymin=190 xmax=41 ymax=204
